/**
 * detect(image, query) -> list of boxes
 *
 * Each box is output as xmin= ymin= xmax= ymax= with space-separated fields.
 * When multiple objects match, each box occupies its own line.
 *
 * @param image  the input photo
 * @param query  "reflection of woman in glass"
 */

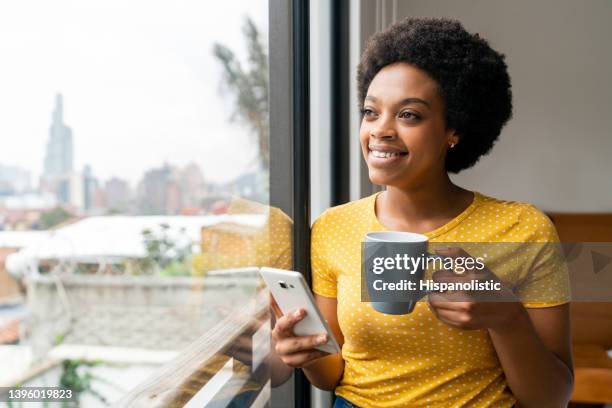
xmin=271 ymin=18 xmax=573 ymax=407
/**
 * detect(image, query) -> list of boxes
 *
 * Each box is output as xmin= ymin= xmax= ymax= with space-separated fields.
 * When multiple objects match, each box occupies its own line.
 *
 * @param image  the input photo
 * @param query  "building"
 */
xmin=40 ymin=93 xmax=82 ymax=209
xmin=0 ymin=193 xmax=58 ymax=230
xmin=83 ymin=165 xmax=98 ymax=211
xmin=0 ymin=164 xmax=31 ymax=194
xmin=43 ymin=94 xmax=73 ymax=178
xmin=104 ymin=177 xmax=131 ymax=213
xmin=179 ymin=163 xmax=206 ymax=210
xmin=136 ymin=164 xmax=181 ymax=215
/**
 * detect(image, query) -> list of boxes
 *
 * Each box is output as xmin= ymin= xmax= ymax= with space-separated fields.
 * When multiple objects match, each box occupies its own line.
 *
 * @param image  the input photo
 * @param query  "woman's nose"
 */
xmin=371 ymin=131 xmax=397 ymax=140
xmin=370 ymin=117 xmax=397 ymax=139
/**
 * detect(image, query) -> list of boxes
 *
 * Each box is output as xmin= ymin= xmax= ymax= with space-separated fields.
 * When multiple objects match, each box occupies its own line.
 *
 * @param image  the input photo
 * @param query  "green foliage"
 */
xmin=213 ymin=16 xmax=269 ymax=169
xmin=137 ymin=224 xmax=192 ymax=275
xmin=159 ymin=259 xmax=191 ymax=277
xmin=54 ymin=332 xmax=66 ymax=345
xmin=39 ymin=206 xmax=72 ymax=229
xmin=59 ymin=359 xmax=108 ymax=407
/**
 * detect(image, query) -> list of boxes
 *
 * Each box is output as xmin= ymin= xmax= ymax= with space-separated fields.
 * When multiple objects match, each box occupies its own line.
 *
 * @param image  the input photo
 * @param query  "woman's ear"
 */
xmin=446 ymin=129 xmax=460 ymax=149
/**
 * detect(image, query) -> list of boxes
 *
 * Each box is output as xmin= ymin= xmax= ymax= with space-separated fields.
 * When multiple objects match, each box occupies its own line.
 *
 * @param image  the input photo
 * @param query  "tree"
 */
xmin=40 ymin=206 xmax=73 ymax=229
xmin=213 ymin=17 xmax=269 ymax=169
xmin=137 ymin=224 xmax=192 ymax=275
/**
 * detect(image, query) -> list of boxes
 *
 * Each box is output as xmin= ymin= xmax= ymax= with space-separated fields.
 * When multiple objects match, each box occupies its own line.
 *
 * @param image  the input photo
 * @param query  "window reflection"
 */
xmin=0 ymin=1 xmax=291 ymax=406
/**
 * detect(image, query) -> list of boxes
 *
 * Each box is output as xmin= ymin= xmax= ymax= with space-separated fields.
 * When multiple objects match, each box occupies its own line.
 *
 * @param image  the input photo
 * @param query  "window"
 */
xmin=0 ymin=1 xmax=308 ymax=406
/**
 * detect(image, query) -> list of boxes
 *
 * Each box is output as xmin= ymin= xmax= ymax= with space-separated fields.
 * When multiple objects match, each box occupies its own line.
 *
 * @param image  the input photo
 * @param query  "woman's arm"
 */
xmin=428 ymin=248 xmax=574 ymax=407
xmin=270 ymin=294 xmax=345 ymax=391
xmin=300 ymin=295 xmax=345 ymax=391
xmin=488 ymin=303 xmax=573 ymax=408
xmin=429 ymin=298 xmax=573 ymax=407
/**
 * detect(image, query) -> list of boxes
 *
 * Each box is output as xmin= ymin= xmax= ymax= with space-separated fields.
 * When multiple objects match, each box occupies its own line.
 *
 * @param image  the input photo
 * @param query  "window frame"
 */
xmin=269 ymin=0 xmax=312 ymax=406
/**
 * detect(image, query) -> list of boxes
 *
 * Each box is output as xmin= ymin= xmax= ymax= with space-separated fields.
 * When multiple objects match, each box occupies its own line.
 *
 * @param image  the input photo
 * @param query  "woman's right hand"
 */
xmin=271 ymin=307 xmax=330 ymax=368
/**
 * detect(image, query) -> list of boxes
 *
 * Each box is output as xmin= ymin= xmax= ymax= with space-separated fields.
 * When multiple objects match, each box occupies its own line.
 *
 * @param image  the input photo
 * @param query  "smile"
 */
xmin=370 ymin=150 xmax=406 ymax=158
xmin=367 ymin=146 xmax=408 ymax=167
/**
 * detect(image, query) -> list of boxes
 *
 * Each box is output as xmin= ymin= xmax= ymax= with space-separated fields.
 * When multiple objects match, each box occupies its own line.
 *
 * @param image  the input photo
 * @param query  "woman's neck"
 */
xmin=376 ymin=174 xmax=473 ymax=232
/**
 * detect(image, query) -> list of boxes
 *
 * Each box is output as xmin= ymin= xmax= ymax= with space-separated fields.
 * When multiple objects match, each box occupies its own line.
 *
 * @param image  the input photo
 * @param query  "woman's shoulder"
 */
xmin=312 ymin=194 xmax=376 ymax=230
xmin=474 ymin=192 xmax=559 ymax=242
xmin=476 ymin=191 xmax=550 ymax=220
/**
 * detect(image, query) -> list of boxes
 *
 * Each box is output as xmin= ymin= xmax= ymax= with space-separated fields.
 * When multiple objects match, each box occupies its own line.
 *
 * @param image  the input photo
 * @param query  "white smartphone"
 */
xmin=259 ymin=267 xmax=341 ymax=354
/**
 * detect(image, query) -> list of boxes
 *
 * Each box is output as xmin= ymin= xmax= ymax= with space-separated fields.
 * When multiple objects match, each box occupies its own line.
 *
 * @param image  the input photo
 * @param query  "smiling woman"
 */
xmin=357 ymin=18 xmax=513 ymax=176
xmin=359 ymin=63 xmax=453 ymax=189
xmin=269 ymin=17 xmax=574 ymax=408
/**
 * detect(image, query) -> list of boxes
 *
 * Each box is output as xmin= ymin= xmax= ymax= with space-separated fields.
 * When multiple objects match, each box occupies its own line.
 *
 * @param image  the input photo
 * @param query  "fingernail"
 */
xmin=316 ymin=334 xmax=327 ymax=344
xmin=294 ymin=309 xmax=302 ymax=318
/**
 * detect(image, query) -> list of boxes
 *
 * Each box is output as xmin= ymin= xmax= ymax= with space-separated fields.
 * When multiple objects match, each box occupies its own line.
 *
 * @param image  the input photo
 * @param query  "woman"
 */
xmin=272 ymin=18 xmax=573 ymax=407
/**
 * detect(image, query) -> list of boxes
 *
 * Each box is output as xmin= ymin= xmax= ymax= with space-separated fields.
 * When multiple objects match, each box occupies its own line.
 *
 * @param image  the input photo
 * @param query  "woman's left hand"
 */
xmin=427 ymin=247 xmax=523 ymax=332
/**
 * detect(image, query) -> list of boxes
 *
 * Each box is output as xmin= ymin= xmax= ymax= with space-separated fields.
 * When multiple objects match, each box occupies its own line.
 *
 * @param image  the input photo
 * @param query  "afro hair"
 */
xmin=357 ymin=17 xmax=513 ymax=173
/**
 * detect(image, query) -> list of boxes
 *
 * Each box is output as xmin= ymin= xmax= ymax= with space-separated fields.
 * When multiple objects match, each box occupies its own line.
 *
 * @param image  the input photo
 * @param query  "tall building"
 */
xmin=43 ymin=94 xmax=73 ymax=177
xmin=104 ymin=177 xmax=131 ymax=213
xmin=40 ymin=94 xmax=82 ymax=209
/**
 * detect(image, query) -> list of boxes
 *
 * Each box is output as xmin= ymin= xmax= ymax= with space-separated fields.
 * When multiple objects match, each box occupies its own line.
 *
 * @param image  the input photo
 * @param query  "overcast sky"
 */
xmin=0 ymin=0 xmax=268 ymax=187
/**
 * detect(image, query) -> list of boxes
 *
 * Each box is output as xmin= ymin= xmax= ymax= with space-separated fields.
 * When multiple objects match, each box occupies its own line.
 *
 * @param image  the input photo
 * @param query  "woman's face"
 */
xmin=359 ymin=62 xmax=456 ymax=189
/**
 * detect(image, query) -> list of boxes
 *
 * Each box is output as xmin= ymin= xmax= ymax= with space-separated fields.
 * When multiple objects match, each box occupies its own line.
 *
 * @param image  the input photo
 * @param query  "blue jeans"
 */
xmin=333 ymin=395 xmax=360 ymax=408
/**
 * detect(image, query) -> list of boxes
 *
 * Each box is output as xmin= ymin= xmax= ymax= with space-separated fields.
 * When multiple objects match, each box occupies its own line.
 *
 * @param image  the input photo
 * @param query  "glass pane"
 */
xmin=0 ymin=1 xmax=293 ymax=406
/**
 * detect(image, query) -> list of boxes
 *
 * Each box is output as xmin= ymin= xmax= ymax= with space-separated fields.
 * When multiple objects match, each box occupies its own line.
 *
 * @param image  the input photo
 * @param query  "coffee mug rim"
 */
xmin=365 ymin=231 xmax=428 ymax=243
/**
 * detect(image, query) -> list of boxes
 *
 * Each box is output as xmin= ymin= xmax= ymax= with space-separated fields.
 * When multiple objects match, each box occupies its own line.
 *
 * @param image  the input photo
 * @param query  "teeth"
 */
xmin=371 ymin=150 xmax=404 ymax=158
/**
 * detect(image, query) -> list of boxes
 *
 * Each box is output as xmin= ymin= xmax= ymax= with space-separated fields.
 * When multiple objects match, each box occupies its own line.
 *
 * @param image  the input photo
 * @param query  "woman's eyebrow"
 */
xmin=365 ymin=95 xmax=431 ymax=108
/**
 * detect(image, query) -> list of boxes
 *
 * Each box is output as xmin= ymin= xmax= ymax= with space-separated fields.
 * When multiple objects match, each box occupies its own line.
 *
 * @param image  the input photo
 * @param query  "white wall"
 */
xmin=385 ymin=0 xmax=612 ymax=212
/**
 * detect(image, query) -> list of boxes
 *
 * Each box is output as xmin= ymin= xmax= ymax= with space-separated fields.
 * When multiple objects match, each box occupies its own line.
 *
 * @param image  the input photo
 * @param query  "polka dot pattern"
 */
xmin=311 ymin=191 xmax=570 ymax=407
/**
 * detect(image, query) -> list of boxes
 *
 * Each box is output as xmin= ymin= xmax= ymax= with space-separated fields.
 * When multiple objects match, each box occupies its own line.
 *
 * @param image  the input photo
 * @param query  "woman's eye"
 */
xmin=361 ymin=108 xmax=377 ymax=118
xmin=399 ymin=111 xmax=419 ymax=120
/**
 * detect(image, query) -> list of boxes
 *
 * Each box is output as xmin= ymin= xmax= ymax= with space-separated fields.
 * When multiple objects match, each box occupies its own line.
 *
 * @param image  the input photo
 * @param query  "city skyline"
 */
xmin=1 ymin=94 xmax=218 ymax=196
xmin=0 ymin=0 xmax=268 ymax=186
xmin=3 ymin=92 xmax=230 ymax=216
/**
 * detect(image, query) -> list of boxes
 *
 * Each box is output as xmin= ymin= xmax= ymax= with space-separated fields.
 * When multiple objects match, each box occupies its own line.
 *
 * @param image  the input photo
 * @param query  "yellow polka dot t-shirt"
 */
xmin=311 ymin=191 xmax=570 ymax=407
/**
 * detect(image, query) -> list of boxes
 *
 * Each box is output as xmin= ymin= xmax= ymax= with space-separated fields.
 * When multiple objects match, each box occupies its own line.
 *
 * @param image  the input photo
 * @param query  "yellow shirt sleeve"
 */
xmin=515 ymin=205 xmax=571 ymax=308
xmin=311 ymin=212 xmax=338 ymax=297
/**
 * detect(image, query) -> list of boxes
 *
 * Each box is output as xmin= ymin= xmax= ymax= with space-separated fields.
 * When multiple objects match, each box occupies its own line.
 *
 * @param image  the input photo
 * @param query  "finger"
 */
xmin=428 ymin=283 xmax=474 ymax=302
xmin=275 ymin=333 xmax=328 ymax=355
xmin=428 ymin=294 xmax=470 ymax=311
xmin=427 ymin=300 xmax=440 ymax=318
xmin=428 ymin=284 xmax=464 ymax=300
xmin=272 ymin=309 xmax=306 ymax=337
xmin=434 ymin=308 xmax=474 ymax=329
xmin=282 ymin=350 xmax=330 ymax=368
